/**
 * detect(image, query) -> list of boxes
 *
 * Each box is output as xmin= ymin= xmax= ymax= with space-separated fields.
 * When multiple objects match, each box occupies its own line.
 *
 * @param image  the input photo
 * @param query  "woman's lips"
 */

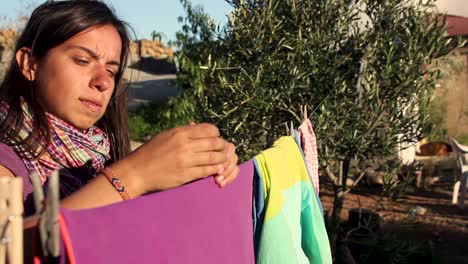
xmin=79 ymin=99 xmax=102 ymax=112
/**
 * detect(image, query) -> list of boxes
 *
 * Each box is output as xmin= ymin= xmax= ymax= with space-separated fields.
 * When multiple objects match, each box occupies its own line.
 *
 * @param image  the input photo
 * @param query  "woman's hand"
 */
xmin=61 ymin=123 xmax=239 ymax=210
xmin=120 ymin=123 xmax=239 ymax=194
xmin=215 ymin=141 xmax=239 ymax=188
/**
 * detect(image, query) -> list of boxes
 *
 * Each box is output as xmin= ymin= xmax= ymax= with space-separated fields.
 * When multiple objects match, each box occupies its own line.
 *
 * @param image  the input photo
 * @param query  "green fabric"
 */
xmin=254 ymin=136 xmax=332 ymax=264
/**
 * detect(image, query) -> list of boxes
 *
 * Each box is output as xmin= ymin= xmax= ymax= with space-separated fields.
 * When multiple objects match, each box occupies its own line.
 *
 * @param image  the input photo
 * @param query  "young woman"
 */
xmin=0 ymin=0 xmax=239 ymax=210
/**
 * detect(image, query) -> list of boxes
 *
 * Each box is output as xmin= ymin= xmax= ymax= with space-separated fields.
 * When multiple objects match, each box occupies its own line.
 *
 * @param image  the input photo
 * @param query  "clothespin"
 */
xmin=29 ymin=172 xmax=44 ymax=216
xmin=290 ymin=121 xmax=294 ymax=137
xmin=0 ymin=177 xmax=23 ymax=264
xmin=43 ymin=171 xmax=59 ymax=257
xmin=28 ymin=171 xmax=60 ymax=257
xmin=303 ymin=105 xmax=308 ymax=120
xmin=284 ymin=122 xmax=289 ymax=135
xmin=300 ymin=105 xmax=308 ymax=121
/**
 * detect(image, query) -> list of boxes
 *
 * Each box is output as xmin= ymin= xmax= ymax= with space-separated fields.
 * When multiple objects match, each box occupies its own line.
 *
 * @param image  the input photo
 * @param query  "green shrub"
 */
xmin=128 ymin=115 xmax=151 ymax=141
xmin=358 ymin=235 xmax=439 ymax=264
xmin=456 ymin=133 xmax=468 ymax=145
xmin=128 ymin=92 xmax=196 ymax=141
xmin=422 ymin=93 xmax=448 ymax=142
xmin=377 ymin=158 xmax=420 ymax=201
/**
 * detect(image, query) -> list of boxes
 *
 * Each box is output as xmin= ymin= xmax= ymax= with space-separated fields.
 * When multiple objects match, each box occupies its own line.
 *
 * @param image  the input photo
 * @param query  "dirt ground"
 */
xmin=318 ymin=165 xmax=468 ymax=263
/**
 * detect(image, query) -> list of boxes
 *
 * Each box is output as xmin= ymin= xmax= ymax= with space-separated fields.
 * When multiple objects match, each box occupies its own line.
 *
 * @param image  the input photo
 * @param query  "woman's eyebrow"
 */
xmin=67 ymin=45 xmax=120 ymax=67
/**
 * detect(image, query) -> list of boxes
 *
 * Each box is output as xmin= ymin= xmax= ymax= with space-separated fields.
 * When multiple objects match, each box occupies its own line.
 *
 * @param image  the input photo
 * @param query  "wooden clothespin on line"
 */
xmin=284 ymin=121 xmax=295 ymax=137
xmin=289 ymin=121 xmax=294 ymax=137
xmin=300 ymin=105 xmax=308 ymax=121
xmin=304 ymin=105 xmax=308 ymax=120
xmin=0 ymin=177 xmax=23 ymax=264
xmin=24 ymin=171 xmax=60 ymax=258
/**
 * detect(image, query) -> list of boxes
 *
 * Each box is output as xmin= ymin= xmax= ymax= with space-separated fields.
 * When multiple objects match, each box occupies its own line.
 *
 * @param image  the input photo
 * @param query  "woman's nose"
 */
xmin=90 ymin=66 xmax=112 ymax=91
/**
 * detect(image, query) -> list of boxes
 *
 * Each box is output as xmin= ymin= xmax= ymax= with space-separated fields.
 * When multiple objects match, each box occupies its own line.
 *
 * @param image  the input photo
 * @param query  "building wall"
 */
xmin=434 ymin=0 xmax=468 ymax=17
xmin=431 ymin=0 xmax=468 ymax=140
xmin=443 ymin=48 xmax=468 ymax=138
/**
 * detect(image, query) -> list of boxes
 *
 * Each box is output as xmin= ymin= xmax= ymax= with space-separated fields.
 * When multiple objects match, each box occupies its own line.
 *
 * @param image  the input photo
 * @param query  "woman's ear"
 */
xmin=15 ymin=47 xmax=38 ymax=81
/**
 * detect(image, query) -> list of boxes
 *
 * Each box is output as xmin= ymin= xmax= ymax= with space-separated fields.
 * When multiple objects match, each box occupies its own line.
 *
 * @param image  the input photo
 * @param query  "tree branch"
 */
xmin=322 ymin=162 xmax=339 ymax=185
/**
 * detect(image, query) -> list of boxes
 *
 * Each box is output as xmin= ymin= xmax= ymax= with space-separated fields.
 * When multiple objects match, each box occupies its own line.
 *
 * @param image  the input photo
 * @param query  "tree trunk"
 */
xmin=332 ymin=159 xmax=351 ymax=226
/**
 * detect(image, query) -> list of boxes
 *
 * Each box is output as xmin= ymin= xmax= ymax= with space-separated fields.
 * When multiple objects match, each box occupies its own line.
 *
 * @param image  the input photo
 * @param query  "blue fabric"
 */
xmin=252 ymin=159 xmax=265 ymax=261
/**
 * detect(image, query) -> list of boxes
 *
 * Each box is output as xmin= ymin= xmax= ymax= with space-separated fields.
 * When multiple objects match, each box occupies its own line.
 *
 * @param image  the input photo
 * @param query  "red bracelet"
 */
xmin=101 ymin=167 xmax=132 ymax=200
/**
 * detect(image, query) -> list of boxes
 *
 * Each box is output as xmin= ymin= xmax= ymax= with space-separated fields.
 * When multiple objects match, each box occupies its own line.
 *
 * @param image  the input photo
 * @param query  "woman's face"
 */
xmin=33 ymin=25 xmax=122 ymax=130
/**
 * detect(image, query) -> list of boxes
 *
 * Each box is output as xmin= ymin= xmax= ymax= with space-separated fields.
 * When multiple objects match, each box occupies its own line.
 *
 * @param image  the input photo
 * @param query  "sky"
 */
xmin=3 ymin=0 xmax=467 ymax=41
xmin=0 ymin=0 xmax=233 ymax=42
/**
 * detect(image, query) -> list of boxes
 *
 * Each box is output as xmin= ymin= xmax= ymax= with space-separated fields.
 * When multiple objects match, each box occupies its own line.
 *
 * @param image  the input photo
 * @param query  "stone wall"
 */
xmin=0 ymin=35 xmax=176 ymax=74
xmin=0 ymin=28 xmax=18 ymax=76
xmin=0 ymin=27 xmax=174 ymax=65
xmin=129 ymin=39 xmax=174 ymax=63
xmin=0 ymin=27 xmax=18 ymax=51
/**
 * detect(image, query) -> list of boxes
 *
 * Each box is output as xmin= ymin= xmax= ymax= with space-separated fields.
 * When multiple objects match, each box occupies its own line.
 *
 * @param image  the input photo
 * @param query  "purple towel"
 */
xmin=59 ymin=160 xmax=255 ymax=264
xmin=0 ymin=142 xmax=33 ymax=200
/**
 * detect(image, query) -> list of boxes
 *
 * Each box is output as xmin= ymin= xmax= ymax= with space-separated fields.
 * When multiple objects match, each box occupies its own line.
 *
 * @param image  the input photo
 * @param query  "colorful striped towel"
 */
xmin=254 ymin=136 xmax=332 ymax=263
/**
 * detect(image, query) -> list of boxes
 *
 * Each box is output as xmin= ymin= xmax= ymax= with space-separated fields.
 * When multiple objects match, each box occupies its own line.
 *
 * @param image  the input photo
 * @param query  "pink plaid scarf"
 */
xmin=1 ymin=101 xmax=110 ymax=195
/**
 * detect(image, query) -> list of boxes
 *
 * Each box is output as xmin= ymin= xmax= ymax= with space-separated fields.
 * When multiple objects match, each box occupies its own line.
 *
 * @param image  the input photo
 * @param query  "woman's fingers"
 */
xmin=189 ymin=137 xmax=226 ymax=153
xmin=216 ymin=142 xmax=239 ymax=187
xmin=186 ymin=123 xmax=220 ymax=139
xmin=129 ymin=123 xmax=240 ymax=192
xmin=217 ymin=165 xmax=240 ymax=188
xmin=216 ymin=159 xmax=239 ymax=187
xmin=190 ymin=164 xmax=225 ymax=181
xmin=185 ymin=151 xmax=227 ymax=167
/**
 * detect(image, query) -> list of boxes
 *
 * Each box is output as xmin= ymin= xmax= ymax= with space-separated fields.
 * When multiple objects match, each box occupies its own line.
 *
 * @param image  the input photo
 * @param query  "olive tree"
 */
xmin=171 ymin=0 xmax=458 ymax=224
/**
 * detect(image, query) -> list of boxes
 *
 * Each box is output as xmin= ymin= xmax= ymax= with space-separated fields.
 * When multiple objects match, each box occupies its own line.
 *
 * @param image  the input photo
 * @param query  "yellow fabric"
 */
xmin=255 ymin=136 xmax=312 ymax=220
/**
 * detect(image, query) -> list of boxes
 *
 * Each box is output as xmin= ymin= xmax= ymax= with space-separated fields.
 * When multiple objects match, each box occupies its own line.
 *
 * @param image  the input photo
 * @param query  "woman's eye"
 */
xmin=107 ymin=70 xmax=116 ymax=77
xmin=74 ymin=58 xmax=89 ymax=65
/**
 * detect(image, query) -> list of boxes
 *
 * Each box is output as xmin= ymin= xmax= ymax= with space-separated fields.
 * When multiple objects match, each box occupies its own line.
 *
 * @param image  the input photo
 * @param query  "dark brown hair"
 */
xmin=0 ymin=0 xmax=131 ymax=162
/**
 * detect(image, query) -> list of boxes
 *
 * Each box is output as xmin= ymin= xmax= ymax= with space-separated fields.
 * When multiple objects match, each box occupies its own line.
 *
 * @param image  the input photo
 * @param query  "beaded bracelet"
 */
xmin=101 ymin=167 xmax=132 ymax=200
